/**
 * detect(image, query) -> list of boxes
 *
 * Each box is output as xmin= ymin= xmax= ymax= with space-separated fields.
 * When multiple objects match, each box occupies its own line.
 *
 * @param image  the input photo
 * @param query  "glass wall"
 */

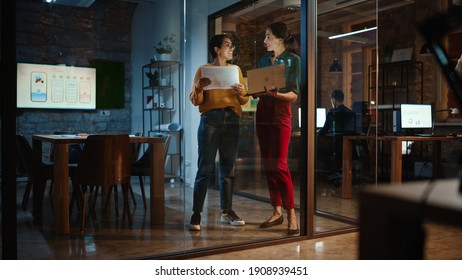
xmin=3 ymin=0 xmax=459 ymax=259
xmin=206 ymin=0 xmax=306 ymax=238
xmin=313 ymin=0 xmax=460 ymax=236
xmin=314 ymin=0 xmax=379 ymax=232
xmin=6 ymin=0 xmax=307 ymax=260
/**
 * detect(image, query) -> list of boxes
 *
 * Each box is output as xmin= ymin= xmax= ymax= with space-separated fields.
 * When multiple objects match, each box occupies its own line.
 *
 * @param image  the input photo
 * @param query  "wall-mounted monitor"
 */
xmin=316 ymin=108 xmax=327 ymax=128
xmin=17 ymin=62 xmax=96 ymax=110
xmin=400 ymin=104 xmax=433 ymax=129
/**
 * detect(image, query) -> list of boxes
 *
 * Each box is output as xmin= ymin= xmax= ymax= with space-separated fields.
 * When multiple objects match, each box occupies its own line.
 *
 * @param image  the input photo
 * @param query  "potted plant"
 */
xmin=155 ymin=33 xmax=176 ymax=60
xmin=146 ymin=70 xmax=159 ymax=86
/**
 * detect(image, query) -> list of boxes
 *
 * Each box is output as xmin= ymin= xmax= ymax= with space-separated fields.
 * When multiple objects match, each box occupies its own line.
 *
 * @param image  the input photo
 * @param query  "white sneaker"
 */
xmin=220 ymin=210 xmax=245 ymax=226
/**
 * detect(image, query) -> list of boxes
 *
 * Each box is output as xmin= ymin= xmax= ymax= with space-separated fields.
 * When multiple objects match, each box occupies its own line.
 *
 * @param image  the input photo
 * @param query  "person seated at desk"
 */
xmin=317 ymin=90 xmax=355 ymax=177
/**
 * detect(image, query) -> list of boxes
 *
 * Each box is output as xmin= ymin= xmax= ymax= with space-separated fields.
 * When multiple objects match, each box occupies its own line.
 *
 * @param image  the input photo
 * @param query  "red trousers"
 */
xmin=256 ymin=96 xmax=295 ymax=210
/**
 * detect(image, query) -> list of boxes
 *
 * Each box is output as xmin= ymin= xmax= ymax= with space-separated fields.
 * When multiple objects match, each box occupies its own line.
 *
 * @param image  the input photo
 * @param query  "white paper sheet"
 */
xmin=200 ymin=65 xmax=239 ymax=90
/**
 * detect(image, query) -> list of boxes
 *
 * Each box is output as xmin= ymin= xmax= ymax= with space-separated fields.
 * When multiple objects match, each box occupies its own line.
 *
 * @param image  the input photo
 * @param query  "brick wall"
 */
xmin=15 ymin=0 xmax=136 ymax=150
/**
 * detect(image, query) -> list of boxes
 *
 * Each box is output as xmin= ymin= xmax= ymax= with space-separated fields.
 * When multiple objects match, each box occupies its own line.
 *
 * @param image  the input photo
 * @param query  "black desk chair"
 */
xmin=15 ymin=134 xmax=54 ymax=224
xmin=129 ymin=133 xmax=171 ymax=210
xmin=317 ymin=111 xmax=356 ymax=180
xmin=331 ymin=111 xmax=357 ymax=156
xmin=329 ymin=109 xmax=372 ymax=184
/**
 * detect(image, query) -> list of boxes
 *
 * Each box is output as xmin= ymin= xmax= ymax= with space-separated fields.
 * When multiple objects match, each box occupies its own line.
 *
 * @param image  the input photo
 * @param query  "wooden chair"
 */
xmin=127 ymin=132 xmax=144 ymax=208
xmin=129 ymin=133 xmax=171 ymax=210
xmin=15 ymin=134 xmax=54 ymax=224
xmin=70 ymin=134 xmax=131 ymax=232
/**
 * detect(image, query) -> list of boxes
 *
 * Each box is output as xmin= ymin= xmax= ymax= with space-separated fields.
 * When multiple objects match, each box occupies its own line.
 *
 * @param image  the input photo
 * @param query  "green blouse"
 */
xmin=258 ymin=50 xmax=301 ymax=95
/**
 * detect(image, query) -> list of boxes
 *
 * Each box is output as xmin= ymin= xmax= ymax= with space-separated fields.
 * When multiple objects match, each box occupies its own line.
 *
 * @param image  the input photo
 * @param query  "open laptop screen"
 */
xmin=316 ymin=108 xmax=327 ymax=128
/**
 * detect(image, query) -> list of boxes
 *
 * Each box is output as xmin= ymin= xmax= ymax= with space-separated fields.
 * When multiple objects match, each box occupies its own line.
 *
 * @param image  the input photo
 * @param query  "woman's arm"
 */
xmin=189 ymin=68 xmax=210 ymax=106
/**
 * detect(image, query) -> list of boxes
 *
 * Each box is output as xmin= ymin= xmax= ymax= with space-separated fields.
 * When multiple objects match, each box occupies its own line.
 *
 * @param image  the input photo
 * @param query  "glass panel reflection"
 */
xmin=206 ymin=0 xmax=304 ymax=240
xmin=315 ymin=0 xmax=379 ymax=231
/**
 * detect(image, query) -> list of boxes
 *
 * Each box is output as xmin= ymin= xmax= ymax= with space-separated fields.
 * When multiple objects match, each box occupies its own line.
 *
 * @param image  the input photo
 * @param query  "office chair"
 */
xmin=331 ymin=110 xmax=357 ymax=154
xmin=127 ymin=132 xmax=144 ymax=208
xmin=70 ymin=134 xmax=132 ymax=232
xmin=327 ymin=105 xmax=373 ymax=185
xmin=326 ymin=111 xmax=357 ymax=184
xmin=352 ymin=101 xmax=372 ymax=135
xmin=15 ymin=134 xmax=54 ymax=224
xmin=129 ymin=133 xmax=171 ymax=210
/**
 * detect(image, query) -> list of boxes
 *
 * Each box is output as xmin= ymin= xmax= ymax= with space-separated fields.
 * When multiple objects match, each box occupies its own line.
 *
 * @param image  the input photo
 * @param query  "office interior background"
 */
xmin=1 ymin=0 xmax=462 ymax=259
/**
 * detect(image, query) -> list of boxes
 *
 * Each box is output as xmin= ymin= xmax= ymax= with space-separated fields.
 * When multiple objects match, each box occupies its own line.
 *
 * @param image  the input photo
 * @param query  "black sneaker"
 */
xmin=189 ymin=212 xmax=201 ymax=231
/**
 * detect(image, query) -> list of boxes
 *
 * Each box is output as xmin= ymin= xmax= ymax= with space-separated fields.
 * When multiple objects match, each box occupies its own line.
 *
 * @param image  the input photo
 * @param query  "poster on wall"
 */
xmin=17 ymin=62 xmax=96 ymax=110
xmin=391 ymin=48 xmax=413 ymax=62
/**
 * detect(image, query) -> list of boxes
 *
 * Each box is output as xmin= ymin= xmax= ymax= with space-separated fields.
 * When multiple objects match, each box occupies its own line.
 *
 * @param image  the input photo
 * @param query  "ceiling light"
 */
xmin=328 ymin=27 xmax=377 ymax=40
xmin=43 ymin=0 xmax=95 ymax=7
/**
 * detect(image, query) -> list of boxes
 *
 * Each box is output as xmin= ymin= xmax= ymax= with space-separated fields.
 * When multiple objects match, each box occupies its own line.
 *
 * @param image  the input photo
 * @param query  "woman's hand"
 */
xmin=196 ymin=77 xmax=211 ymax=90
xmin=264 ymin=86 xmax=278 ymax=97
xmin=232 ymin=83 xmax=245 ymax=95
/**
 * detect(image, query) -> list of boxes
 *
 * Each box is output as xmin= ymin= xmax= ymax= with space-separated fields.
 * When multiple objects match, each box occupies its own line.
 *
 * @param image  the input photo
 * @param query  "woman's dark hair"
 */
xmin=208 ymin=34 xmax=230 ymax=59
xmin=267 ymin=22 xmax=298 ymax=54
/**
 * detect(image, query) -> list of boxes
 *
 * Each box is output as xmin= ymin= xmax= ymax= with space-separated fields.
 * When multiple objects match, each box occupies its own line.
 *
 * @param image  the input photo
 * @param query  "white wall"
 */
xmin=131 ymin=0 xmax=240 ymax=185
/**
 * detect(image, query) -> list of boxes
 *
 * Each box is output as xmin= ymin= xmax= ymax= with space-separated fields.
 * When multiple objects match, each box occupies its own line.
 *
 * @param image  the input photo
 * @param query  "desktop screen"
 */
xmin=316 ymin=108 xmax=327 ymax=128
xmin=400 ymin=104 xmax=433 ymax=129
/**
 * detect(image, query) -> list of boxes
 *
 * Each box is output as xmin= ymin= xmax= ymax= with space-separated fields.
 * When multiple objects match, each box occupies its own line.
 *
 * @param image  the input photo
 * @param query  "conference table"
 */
xmin=341 ymin=135 xmax=462 ymax=199
xmin=32 ymin=134 xmax=165 ymax=234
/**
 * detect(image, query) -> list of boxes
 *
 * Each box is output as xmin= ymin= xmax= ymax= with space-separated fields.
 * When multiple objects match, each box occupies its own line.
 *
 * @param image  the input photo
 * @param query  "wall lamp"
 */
xmin=329 ymin=58 xmax=343 ymax=73
xmin=420 ymin=43 xmax=434 ymax=56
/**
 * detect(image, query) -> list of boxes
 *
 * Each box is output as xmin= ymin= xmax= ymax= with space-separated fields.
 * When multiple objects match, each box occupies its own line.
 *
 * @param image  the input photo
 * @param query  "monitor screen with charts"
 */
xmin=400 ymin=104 xmax=433 ymax=129
xmin=316 ymin=108 xmax=327 ymax=128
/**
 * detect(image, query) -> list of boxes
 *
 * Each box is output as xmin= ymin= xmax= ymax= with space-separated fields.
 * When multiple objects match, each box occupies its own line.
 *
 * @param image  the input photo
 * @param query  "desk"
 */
xmin=359 ymin=178 xmax=462 ymax=259
xmin=32 ymin=134 xmax=165 ymax=234
xmin=342 ymin=135 xmax=461 ymax=199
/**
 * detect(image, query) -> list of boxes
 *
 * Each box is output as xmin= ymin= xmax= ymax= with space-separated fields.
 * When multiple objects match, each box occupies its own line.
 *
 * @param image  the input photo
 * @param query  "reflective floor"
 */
xmin=191 ymin=222 xmax=462 ymax=260
xmin=4 ymin=176 xmax=462 ymax=259
xmin=8 ymin=175 xmax=356 ymax=259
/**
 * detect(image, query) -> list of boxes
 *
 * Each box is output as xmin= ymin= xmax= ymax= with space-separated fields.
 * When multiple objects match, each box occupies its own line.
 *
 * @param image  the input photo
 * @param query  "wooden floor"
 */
xmin=2 ymin=176 xmax=462 ymax=260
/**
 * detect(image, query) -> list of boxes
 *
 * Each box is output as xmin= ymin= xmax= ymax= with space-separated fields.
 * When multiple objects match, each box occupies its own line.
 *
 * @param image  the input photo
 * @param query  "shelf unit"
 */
xmin=368 ymin=61 xmax=424 ymax=180
xmin=368 ymin=60 xmax=423 ymax=133
xmin=142 ymin=60 xmax=182 ymax=180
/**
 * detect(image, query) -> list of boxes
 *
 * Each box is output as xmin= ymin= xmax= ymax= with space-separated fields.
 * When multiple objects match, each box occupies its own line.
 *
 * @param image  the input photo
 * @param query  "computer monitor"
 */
xmin=400 ymin=104 xmax=433 ymax=129
xmin=316 ymin=108 xmax=327 ymax=128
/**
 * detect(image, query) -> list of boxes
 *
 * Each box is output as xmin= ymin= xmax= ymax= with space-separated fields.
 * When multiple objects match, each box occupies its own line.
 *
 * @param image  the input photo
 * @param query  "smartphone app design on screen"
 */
xmin=31 ymin=72 xmax=47 ymax=102
xmin=79 ymin=81 xmax=91 ymax=103
xmin=51 ymin=79 xmax=64 ymax=102
xmin=66 ymin=80 xmax=78 ymax=103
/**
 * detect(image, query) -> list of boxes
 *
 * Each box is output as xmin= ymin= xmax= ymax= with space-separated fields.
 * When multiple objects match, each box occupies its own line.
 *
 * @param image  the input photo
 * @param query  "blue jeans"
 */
xmin=192 ymin=108 xmax=240 ymax=213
